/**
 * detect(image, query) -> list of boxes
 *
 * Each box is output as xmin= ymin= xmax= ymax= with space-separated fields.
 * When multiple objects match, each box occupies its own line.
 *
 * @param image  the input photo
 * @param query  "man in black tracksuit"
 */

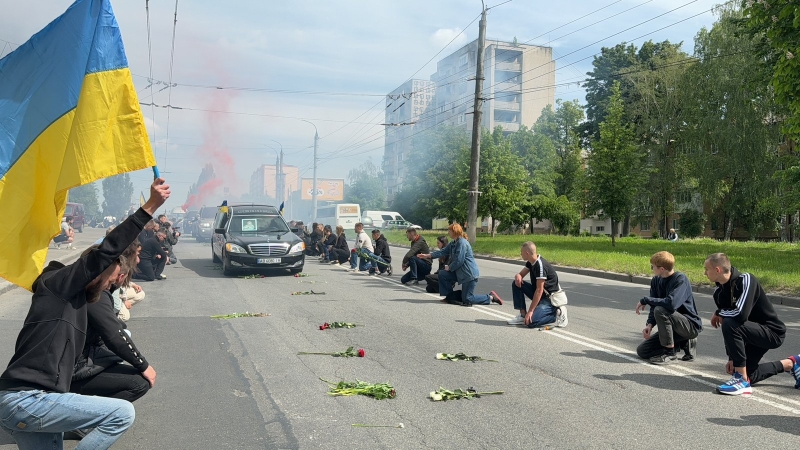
xmin=71 ymin=285 xmax=154 ymax=404
xmin=705 ymin=253 xmax=787 ymax=395
xmin=0 ymin=179 xmax=169 ymax=449
xmin=135 ymin=233 xmax=168 ymax=281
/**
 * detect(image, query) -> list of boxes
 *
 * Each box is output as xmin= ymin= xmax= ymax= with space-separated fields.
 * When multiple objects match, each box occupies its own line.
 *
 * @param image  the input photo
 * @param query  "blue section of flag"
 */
xmin=0 ymin=0 xmax=128 ymax=179
xmin=279 ymin=201 xmax=285 ymax=215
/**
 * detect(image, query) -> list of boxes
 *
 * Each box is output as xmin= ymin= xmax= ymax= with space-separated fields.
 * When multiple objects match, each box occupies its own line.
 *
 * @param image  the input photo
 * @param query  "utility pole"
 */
xmin=466 ymin=2 xmax=487 ymax=244
xmin=278 ymin=150 xmax=284 ymax=206
xmin=312 ymin=130 xmax=319 ymax=222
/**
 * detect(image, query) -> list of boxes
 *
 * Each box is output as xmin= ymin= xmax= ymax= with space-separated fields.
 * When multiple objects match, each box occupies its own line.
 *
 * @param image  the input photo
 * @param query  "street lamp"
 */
xmin=300 ymin=120 xmax=319 ymax=222
xmin=268 ymin=140 xmax=284 ymax=206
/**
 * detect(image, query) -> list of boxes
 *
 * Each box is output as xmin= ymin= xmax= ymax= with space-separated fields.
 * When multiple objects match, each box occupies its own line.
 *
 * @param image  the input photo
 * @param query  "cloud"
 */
xmin=430 ymin=27 xmax=467 ymax=48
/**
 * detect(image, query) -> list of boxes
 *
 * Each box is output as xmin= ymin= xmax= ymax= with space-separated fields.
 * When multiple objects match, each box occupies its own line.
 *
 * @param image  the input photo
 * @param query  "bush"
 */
xmin=629 ymin=233 xmax=638 ymax=238
xmin=651 ymin=230 xmax=660 ymax=239
xmin=679 ymin=209 xmax=706 ymax=239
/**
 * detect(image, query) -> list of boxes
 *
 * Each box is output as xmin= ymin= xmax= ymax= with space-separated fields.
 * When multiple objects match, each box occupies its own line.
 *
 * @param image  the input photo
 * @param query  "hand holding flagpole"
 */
xmin=142 ymin=177 xmax=170 ymax=216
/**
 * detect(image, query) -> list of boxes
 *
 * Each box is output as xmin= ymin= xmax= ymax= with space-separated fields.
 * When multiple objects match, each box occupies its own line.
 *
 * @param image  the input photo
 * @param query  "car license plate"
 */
xmin=257 ymin=258 xmax=280 ymax=264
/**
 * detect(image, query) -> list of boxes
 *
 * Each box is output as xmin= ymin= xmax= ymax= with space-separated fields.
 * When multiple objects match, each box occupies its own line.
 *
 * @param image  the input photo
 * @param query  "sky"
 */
xmin=0 ymin=0 xmax=728 ymax=213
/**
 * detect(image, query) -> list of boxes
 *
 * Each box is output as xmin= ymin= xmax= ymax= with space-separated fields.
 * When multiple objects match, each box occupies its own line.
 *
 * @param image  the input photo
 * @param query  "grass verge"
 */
xmin=383 ymin=231 xmax=800 ymax=296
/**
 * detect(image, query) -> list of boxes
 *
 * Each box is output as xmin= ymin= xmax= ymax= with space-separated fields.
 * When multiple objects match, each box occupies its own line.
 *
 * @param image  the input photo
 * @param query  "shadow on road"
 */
xmin=454 ymin=318 xmax=508 ymax=327
xmin=561 ymin=350 xmax=637 ymax=364
xmin=595 ymin=373 xmax=714 ymax=392
xmin=707 ymin=415 xmax=797 ymax=434
xmin=179 ymin=257 xmax=300 ymax=280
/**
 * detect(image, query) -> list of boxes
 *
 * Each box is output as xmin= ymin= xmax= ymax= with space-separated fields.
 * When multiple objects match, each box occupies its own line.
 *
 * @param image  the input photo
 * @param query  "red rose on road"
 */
xmin=357 ymin=348 xmax=365 ymax=357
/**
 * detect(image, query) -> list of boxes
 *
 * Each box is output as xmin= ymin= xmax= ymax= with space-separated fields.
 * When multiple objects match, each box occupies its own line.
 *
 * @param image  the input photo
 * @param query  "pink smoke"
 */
xmin=183 ymin=178 xmax=223 ymax=211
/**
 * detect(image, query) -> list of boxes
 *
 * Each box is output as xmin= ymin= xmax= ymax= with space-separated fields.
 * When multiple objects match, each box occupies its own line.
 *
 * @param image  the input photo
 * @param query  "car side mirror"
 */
xmin=214 ymin=228 xmax=225 ymax=234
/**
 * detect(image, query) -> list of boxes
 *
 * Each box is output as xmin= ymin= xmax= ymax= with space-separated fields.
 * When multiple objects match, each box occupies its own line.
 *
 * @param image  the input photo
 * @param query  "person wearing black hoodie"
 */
xmin=329 ymin=225 xmax=350 ymax=265
xmin=704 ymin=253 xmax=788 ymax=396
xmin=71 ymin=249 xmax=154 ymax=405
xmin=134 ymin=232 xmax=168 ymax=281
xmin=0 ymin=179 xmax=169 ymax=450
xmin=635 ymin=252 xmax=702 ymax=365
xmin=369 ymin=229 xmax=392 ymax=275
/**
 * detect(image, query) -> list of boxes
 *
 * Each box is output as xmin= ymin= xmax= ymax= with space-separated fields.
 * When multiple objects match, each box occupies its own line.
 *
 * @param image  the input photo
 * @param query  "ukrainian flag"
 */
xmin=0 ymin=0 xmax=156 ymax=290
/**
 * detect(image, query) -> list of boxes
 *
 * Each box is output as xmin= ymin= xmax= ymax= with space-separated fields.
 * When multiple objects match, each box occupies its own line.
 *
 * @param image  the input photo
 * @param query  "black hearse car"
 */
xmin=211 ymin=203 xmax=305 ymax=276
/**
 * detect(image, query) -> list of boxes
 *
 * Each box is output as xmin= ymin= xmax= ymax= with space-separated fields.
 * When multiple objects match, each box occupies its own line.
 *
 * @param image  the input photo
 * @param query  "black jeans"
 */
xmin=331 ymin=248 xmax=350 ymax=264
xmin=134 ymin=256 xmax=166 ymax=281
xmin=637 ymin=307 xmax=699 ymax=359
xmin=70 ymin=364 xmax=150 ymax=403
xmin=721 ymin=318 xmax=785 ymax=384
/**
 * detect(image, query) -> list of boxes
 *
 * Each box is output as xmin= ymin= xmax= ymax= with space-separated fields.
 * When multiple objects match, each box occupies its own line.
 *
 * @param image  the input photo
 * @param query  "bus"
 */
xmin=315 ymin=203 xmax=361 ymax=231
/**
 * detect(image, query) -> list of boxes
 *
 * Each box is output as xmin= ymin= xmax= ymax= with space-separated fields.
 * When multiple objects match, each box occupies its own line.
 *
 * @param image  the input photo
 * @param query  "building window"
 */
xmin=710 ymin=218 xmax=718 ymax=231
xmin=458 ymin=54 xmax=468 ymax=67
xmin=672 ymin=219 xmax=679 ymax=230
xmin=387 ymin=187 xmax=393 ymax=195
xmin=397 ymin=153 xmax=403 ymax=162
xmin=595 ymin=226 xmax=605 ymax=232
xmin=639 ymin=220 xmax=650 ymax=231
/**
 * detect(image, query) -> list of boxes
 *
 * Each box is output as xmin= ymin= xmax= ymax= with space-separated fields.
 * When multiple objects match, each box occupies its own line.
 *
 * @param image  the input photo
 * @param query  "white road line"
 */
xmin=368 ymin=273 xmax=800 ymax=413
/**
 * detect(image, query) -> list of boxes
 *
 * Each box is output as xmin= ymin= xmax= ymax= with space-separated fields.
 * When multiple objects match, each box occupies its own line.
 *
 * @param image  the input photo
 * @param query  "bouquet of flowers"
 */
xmin=319 ymin=322 xmax=358 ymax=330
xmin=435 ymin=352 xmax=498 ymax=362
xmin=321 ymin=378 xmax=396 ymax=400
xmin=291 ymin=290 xmax=326 ymax=295
xmin=429 ymin=387 xmax=503 ymax=401
xmin=298 ymin=346 xmax=365 ymax=357
xmin=293 ymin=273 xmax=310 ymax=278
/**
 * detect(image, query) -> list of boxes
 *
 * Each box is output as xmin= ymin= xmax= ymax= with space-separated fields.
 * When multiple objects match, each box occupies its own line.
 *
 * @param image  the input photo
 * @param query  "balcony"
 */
xmin=496 ymin=122 xmax=519 ymax=132
xmin=496 ymin=62 xmax=521 ymax=72
xmin=493 ymin=100 xmax=520 ymax=111
xmin=495 ymin=81 xmax=521 ymax=93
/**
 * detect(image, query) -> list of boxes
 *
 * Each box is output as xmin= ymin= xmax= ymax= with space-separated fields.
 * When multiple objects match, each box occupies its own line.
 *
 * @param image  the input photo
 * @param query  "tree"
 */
xmin=532 ymin=100 xmax=585 ymax=201
xmin=742 ymin=0 xmax=800 ymax=139
xmin=585 ymin=81 xmax=645 ymax=246
xmin=679 ymin=208 xmax=706 ymax=239
xmin=68 ymin=182 xmax=100 ymax=218
xmin=345 ymin=159 xmax=386 ymax=211
xmin=681 ymin=5 xmax=783 ymax=240
xmin=477 ymin=128 xmax=530 ymax=236
xmin=626 ymin=41 xmax=692 ymax=236
xmin=101 ymin=173 xmax=134 ymax=220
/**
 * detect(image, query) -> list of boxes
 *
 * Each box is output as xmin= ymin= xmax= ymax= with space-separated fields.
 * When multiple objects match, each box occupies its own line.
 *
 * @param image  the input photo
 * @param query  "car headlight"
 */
xmin=289 ymin=242 xmax=305 ymax=253
xmin=201 ymin=223 xmax=211 ymax=228
xmin=225 ymin=243 xmax=247 ymax=253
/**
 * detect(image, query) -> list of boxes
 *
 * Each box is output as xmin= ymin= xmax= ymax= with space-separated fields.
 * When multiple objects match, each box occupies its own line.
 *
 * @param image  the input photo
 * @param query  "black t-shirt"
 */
xmin=526 ymin=256 xmax=560 ymax=294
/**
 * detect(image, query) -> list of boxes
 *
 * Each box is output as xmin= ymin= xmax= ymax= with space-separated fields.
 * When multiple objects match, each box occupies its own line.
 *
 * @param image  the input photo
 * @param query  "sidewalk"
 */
xmin=0 ymin=227 xmax=106 ymax=295
xmin=388 ymin=243 xmax=800 ymax=309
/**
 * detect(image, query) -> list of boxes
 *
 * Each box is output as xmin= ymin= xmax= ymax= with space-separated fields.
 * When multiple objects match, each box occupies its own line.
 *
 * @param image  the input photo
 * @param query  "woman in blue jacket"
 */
xmin=419 ymin=223 xmax=503 ymax=307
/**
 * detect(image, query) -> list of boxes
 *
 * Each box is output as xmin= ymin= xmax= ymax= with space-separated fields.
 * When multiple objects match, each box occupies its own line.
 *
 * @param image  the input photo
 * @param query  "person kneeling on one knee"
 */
xmin=635 ymin=251 xmax=702 ymax=365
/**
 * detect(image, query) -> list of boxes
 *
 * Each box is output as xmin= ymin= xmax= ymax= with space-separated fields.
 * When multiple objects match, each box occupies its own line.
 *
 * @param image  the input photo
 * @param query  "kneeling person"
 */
xmin=507 ymin=242 xmax=567 ymax=328
xmin=635 ymin=251 xmax=702 ymax=364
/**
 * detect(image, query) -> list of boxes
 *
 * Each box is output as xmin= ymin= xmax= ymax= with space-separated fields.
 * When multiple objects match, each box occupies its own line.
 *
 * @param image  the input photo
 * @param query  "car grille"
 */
xmin=248 ymin=243 xmax=289 ymax=256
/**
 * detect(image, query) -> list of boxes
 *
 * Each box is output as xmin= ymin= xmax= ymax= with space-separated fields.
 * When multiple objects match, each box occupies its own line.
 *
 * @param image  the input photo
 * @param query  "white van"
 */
xmin=362 ymin=211 xmax=406 ymax=229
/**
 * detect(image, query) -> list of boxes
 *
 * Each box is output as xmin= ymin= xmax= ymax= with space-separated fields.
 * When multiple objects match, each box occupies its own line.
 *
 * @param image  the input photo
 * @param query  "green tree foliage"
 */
xmin=345 ymin=159 xmax=386 ymax=211
xmin=532 ymin=100 xmax=585 ymax=201
xmin=678 ymin=208 xmax=706 ymax=239
xmin=101 ymin=173 xmax=133 ymax=220
xmin=681 ymin=5 xmax=783 ymax=240
xmin=626 ymin=41 xmax=692 ymax=236
xmin=477 ymin=128 xmax=530 ymax=236
xmin=742 ymin=0 xmax=800 ymax=138
xmin=586 ymin=81 xmax=645 ymax=246
xmin=68 ymin=182 xmax=100 ymax=218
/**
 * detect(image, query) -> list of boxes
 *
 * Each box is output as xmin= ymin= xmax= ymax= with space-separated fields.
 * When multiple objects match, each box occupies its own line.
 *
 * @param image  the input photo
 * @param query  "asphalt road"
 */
xmin=1 ymin=237 xmax=799 ymax=449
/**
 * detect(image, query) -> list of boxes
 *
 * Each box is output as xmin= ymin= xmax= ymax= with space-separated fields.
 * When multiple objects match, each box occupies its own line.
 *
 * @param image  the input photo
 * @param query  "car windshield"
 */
xmin=228 ymin=215 xmax=288 ymax=235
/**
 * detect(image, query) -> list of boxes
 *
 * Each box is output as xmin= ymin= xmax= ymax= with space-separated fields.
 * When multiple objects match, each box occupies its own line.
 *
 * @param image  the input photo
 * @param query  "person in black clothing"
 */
xmin=71 ymin=246 xmax=155 ymax=404
xmin=704 ymin=253 xmax=788 ymax=395
xmin=0 ymin=178 xmax=169 ymax=450
xmin=425 ymin=236 xmax=449 ymax=293
xmin=320 ymin=225 xmax=337 ymax=263
xmin=306 ymin=222 xmax=322 ymax=256
xmin=138 ymin=219 xmax=156 ymax=244
xmin=369 ymin=229 xmax=392 ymax=275
xmin=329 ymin=225 xmax=350 ymax=265
xmin=134 ymin=232 xmax=168 ymax=281
xmin=635 ymin=251 xmax=702 ymax=365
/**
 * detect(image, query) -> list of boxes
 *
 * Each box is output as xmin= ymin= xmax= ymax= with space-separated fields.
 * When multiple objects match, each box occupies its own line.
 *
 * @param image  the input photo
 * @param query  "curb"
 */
xmin=388 ymin=243 xmax=800 ymax=309
xmin=0 ymin=251 xmax=83 ymax=296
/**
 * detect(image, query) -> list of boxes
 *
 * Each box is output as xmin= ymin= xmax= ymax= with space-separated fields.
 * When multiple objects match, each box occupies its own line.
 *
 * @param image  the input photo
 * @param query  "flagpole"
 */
xmin=152 ymin=166 xmax=160 ymax=179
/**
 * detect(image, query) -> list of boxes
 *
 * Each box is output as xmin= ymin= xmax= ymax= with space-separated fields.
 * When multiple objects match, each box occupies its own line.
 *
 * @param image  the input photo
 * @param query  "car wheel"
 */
xmin=212 ymin=248 xmax=221 ymax=263
xmin=222 ymin=253 xmax=235 ymax=276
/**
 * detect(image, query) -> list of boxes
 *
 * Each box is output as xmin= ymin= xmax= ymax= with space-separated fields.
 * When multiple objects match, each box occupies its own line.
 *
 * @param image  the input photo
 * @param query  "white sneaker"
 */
xmin=556 ymin=306 xmax=568 ymax=328
xmin=507 ymin=314 xmax=525 ymax=325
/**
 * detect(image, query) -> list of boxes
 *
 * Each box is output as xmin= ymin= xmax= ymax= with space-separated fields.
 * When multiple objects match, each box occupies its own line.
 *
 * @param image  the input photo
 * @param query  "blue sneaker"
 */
xmin=789 ymin=355 xmax=800 ymax=389
xmin=717 ymin=372 xmax=752 ymax=396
